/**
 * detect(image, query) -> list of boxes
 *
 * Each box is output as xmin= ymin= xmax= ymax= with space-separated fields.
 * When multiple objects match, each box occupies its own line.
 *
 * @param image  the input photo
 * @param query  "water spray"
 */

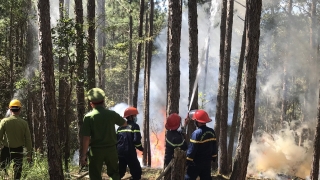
xmin=189 ymin=0 xmax=219 ymax=112
xmin=184 ymin=62 xmax=202 ymax=133
xmin=184 ymin=0 xmax=219 ymax=130
xmin=188 ymin=63 xmax=203 ymax=112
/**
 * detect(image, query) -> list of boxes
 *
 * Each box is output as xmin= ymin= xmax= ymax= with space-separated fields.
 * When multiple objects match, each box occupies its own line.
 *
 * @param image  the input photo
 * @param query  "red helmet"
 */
xmin=123 ymin=107 xmax=139 ymax=118
xmin=192 ymin=110 xmax=211 ymax=123
xmin=165 ymin=113 xmax=181 ymax=130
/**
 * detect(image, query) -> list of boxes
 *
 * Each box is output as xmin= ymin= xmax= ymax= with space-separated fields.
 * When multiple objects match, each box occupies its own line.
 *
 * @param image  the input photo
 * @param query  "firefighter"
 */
xmin=164 ymin=113 xmax=188 ymax=166
xmin=117 ymin=106 xmax=143 ymax=180
xmin=0 ymin=99 xmax=32 ymax=179
xmin=80 ymin=88 xmax=127 ymax=180
xmin=185 ymin=109 xmax=218 ymax=180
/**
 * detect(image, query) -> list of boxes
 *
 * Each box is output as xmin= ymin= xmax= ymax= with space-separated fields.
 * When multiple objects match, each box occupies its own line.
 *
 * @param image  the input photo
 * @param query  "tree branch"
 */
xmin=294 ymin=4 xmax=311 ymax=17
xmin=235 ymin=0 xmax=245 ymax=8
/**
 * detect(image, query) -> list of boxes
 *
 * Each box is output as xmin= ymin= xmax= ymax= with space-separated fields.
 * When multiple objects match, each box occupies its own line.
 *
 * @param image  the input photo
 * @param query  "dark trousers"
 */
xmin=118 ymin=155 xmax=142 ymax=180
xmin=185 ymin=162 xmax=211 ymax=180
xmin=0 ymin=146 xmax=23 ymax=179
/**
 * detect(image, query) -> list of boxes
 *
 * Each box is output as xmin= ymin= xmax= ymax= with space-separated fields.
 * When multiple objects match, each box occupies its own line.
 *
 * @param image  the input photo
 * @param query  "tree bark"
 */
xmin=166 ymin=5 xmax=171 ymax=114
xmin=26 ymin=0 xmax=36 ymax=149
xmin=230 ymin=0 xmax=262 ymax=179
xmin=219 ymin=0 xmax=234 ymax=175
xmin=143 ymin=2 xmax=153 ymax=166
xmin=227 ymin=15 xmax=246 ymax=173
xmin=64 ymin=68 xmax=73 ymax=172
xmin=146 ymin=0 xmax=153 ymax=167
xmin=58 ymin=0 xmax=67 ymax=153
xmin=34 ymin=90 xmax=44 ymax=153
xmin=143 ymin=12 xmax=149 ymax=166
xmin=27 ymin=91 xmax=34 ymax=148
xmin=171 ymin=148 xmax=186 ymax=180
xmin=142 ymin=9 xmax=153 ymax=166
xmin=97 ymin=0 xmax=106 ymax=90
xmin=215 ymin=0 xmax=227 ymax=143
xmin=75 ymin=0 xmax=85 ymax=165
xmin=310 ymin=81 xmax=320 ymax=180
xmin=133 ymin=0 xmax=145 ymax=108
xmin=9 ymin=2 xmax=14 ymax=98
xmin=187 ymin=0 xmax=198 ymax=143
xmin=166 ymin=0 xmax=182 ymax=115
xmin=60 ymin=0 xmax=71 ymax=170
xmin=128 ymin=0 xmax=133 ymax=106
xmin=37 ymin=0 xmax=64 ymax=178
xmin=87 ymin=0 xmax=96 ymax=90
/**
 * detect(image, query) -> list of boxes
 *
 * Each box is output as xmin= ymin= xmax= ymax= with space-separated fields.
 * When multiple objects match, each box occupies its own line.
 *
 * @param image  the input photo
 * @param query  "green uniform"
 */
xmin=0 ymin=115 xmax=32 ymax=152
xmin=0 ymin=115 xmax=32 ymax=179
xmin=81 ymin=106 xmax=125 ymax=180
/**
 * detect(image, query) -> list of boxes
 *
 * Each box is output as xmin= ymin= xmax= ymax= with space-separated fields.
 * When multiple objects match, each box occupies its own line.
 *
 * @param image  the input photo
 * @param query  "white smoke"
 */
xmin=248 ymin=127 xmax=313 ymax=179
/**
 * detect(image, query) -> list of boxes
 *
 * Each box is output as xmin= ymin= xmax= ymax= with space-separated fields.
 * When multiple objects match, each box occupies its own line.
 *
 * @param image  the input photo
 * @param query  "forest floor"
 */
xmin=72 ymin=167 xmax=162 ymax=180
xmin=71 ymin=167 xmax=306 ymax=180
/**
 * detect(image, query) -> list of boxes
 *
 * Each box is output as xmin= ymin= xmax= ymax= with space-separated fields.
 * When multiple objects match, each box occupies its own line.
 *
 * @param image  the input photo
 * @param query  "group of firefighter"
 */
xmin=0 ymin=87 xmax=217 ymax=180
xmin=80 ymin=87 xmax=218 ymax=180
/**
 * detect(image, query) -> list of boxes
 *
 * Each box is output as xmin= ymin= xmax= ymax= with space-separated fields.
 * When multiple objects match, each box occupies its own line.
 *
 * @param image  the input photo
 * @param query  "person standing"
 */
xmin=0 ymin=99 xmax=32 ymax=179
xmin=117 ymin=106 xmax=143 ymax=180
xmin=80 ymin=88 xmax=127 ymax=180
xmin=164 ymin=113 xmax=188 ymax=166
xmin=185 ymin=109 xmax=218 ymax=180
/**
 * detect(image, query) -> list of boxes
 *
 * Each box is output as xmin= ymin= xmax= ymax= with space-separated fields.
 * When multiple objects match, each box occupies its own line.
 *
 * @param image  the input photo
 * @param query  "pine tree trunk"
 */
xmin=33 ymin=90 xmax=44 ymax=153
xmin=37 ymin=90 xmax=45 ymax=153
xmin=171 ymin=148 xmax=186 ymax=180
xmin=87 ymin=0 xmax=95 ymax=90
xmin=27 ymin=92 xmax=34 ymax=148
xmin=37 ymin=0 xmax=64 ymax=178
xmin=166 ymin=6 xmax=171 ymax=113
xmin=310 ymin=81 xmax=320 ymax=180
xmin=166 ymin=0 xmax=182 ymax=115
xmin=15 ymin=23 xmax=20 ymax=68
xmin=187 ymin=0 xmax=198 ymax=143
xmin=26 ymin=0 xmax=36 ymax=149
xmin=227 ymin=15 xmax=246 ymax=173
xmin=128 ymin=0 xmax=133 ymax=106
xmin=58 ymin=0 xmax=67 ymax=153
xmin=32 ymin=97 xmax=39 ymax=151
xmin=146 ymin=0 xmax=154 ymax=167
xmin=219 ymin=0 xmax=234 ymax=175
xmin=97 ymin=0 xmax=106 ymax=89
xmin=230 ymin=0 xmax=262 ymax=179
xmin=143 ymin=12 xmax=149 ymax=166
xmin=64 ymin=72 xmax=73 ymax=172
xmin=133 ymin=0 xmax=145 ymax=108
xmin=75 ymin=0 xmax=85 ymax=165
xmin=215 ymin=0 xmax=227 ymax=143
xmin=9 ymin=3 xmax=14 ymax=98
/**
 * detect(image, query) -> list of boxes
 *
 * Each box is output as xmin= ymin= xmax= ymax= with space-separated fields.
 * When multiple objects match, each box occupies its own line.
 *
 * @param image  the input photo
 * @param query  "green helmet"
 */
xmin=87 ymin=88 xmax=105 ymax=103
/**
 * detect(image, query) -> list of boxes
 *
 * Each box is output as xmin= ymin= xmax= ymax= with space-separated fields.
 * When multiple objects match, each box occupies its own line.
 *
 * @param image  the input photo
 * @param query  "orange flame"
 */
xmin=138 ymin=109 xmax=167 ymax=168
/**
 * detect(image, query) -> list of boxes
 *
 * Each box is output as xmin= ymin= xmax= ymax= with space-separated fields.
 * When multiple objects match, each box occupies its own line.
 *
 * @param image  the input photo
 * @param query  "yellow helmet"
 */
xmin=9 ymin=99 xmax=22 ymax=109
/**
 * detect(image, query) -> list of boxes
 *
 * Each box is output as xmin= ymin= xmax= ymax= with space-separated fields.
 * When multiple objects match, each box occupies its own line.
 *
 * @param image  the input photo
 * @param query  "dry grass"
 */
xmin=72 ymin=167 xmax=305 ymax=180
xmin=141 ymin=167 xmax=162 ymax=180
